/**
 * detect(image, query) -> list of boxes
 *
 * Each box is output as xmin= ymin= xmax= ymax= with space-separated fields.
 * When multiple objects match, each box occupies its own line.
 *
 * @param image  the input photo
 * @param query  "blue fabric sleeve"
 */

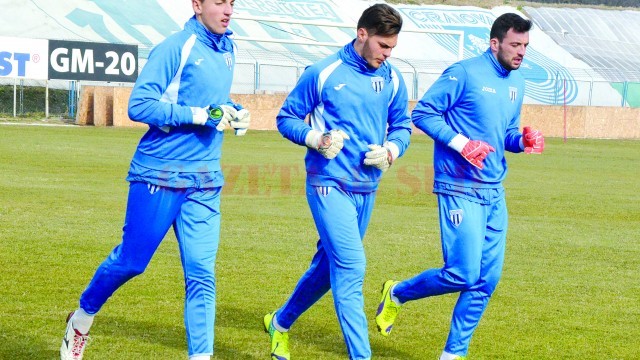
xmin=276 ymin=66 xmax=319 ymax=146
xmin=386 ymin=70 xmax=412 ymax=157
xmin=128 ymin=35 xmax=193 ymax=128
xmin=505 ymin=100 xmax=525 ymax=153
xmin=411 ymin=64 xmax=467 ymax=146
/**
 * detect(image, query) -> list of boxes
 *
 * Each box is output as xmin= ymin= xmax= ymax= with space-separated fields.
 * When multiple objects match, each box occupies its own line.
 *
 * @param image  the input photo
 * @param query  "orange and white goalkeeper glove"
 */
xmin=522 ymin=126 xmax=544 ymax=154
xmin=449 ymin=134 xmax=495 ymax=170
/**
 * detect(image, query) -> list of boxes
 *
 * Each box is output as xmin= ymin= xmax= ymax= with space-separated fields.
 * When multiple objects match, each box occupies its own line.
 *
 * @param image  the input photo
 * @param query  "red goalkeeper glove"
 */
xmin=461 ymin=140 xmax=495 ymax=170
xmin=523 ymin=126 xmax=544 ymax=154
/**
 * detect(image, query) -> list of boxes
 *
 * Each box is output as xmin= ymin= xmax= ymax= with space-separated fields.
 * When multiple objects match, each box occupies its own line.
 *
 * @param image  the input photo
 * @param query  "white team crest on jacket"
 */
xmin=509 ymin=87 xmax=517 ymax=103
xmin=449 ymin=209 xmax=463 ymax=227
xmin=147 ymin=183 xmax=160 ymax=195
xmin=315 ymin=186 xmax=332 ymax=197
xmin=223 ymin=52 xmax=232 ymax=70
xmin=371 ymin=76 xmax=384 ymax=93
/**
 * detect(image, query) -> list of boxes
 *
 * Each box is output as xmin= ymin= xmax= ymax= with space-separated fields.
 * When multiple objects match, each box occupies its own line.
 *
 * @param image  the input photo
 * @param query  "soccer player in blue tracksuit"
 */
xmin=262 ymin=4 xmax=411 ymax=360
xmin=375 ymin=13 xmax=545 ymax=360
xmin=60 ymin=1 xmax=250 ymax=360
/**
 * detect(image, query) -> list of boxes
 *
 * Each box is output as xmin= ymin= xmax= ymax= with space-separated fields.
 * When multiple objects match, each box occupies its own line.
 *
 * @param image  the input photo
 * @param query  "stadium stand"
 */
xmin=3 ymin=1 xmax=639 ymax=104
xmin=525 ymin=6 xmax=640 ymax=82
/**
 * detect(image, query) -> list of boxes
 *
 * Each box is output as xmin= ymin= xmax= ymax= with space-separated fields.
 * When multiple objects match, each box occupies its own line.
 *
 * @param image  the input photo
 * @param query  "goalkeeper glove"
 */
xmin=305 ymin=129 xmax=350 ymax=159
xmin=522 ymin=126 xmax=544 ymax=154
xmin=363 ymin=142 xmax=399 ymax=172
xmin=192 ymin=105 xmax=237 ymax=132
xmin=449 ymin=134 xmax=495 ymax=170
xmin=231 ymin=108 xmax=251 ymax=136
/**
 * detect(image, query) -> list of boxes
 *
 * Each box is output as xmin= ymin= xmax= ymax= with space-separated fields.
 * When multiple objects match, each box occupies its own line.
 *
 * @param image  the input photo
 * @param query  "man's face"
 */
xmin=492 ymin=28 xmax=529 ymax=71
xmin=358 ymin=29 xmax=398 ymax=69
xmin=193 ymin=0 xmax=234 ymax=35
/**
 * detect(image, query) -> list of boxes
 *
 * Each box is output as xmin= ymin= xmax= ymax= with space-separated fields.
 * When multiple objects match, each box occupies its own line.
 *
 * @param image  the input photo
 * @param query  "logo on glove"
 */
xmin=209 ymin=106 xmax=223 ymax=120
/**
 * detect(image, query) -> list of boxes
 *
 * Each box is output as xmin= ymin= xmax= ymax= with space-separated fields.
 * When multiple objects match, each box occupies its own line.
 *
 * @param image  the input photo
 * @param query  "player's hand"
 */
xmin=305 ymin=129 xmax=350 ymax=159
xmin=522 ymin=126 xmax=544 ymax=154
xmin=461 ymin=139 xmax=495 ymax=170
xmin=231 ymin=108 xmax=251 ymax=136
xmin=192 ymin=105 xmax=237 ymax=131
xmin=364 ymin=142 xmax=397 ymax=172
xmin=208 ymin=105 xmax=237 ymax=131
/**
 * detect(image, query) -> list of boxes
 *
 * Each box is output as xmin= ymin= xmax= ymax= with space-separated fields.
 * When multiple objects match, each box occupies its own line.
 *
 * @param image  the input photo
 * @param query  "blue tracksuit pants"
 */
xmin=275 ymin=184 xmax=376 ymax=360
xmin=393 ymin=192 xmax=507 ymax=356
xmin=79 ymin=181 xmax=221 ymax=357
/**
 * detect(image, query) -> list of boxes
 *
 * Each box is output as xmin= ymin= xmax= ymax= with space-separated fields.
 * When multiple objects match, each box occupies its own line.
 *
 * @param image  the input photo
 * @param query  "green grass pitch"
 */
xmin=0 ymin=125 xmax=638 ymax=359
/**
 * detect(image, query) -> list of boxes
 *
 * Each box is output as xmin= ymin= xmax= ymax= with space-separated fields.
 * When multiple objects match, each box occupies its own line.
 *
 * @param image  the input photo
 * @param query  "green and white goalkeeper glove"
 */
xmin=364 ymin=142 xmax=399 ymax=172
xmin=192 ymin=104 xmax=237 ymax=131
xmin=305 ymin=129 xmax=350 ymax=159
xmin=231 ymin=108 xmax=251 ymax=136
xmin=192 ymin=105 xmax=250 ymax=135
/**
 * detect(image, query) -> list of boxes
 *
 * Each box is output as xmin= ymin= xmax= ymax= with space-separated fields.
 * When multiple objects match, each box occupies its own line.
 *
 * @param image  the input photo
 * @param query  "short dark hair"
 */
xmin=357 ymin=4 xmax=403 ymax=37
xmin=490 ymin=13 xmax=532 ymax=41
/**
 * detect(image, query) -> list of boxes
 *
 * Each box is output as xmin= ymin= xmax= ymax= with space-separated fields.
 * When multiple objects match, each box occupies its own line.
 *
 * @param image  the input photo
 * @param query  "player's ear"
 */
xmin=357 ymin=28 xmax=368 ymax=42
xmin=489 ymin=37 xmax=499 ymax=52
xmin=192 ymin=0 xmax=203 ymax=14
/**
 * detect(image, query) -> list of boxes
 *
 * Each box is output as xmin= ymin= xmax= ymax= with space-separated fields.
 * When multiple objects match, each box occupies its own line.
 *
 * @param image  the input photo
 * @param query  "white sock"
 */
xmin=390 ymin=284 xmax=402 ymax=305
xmin=440 ymin=351 xmax=463 ymax=360
xmin=71 ymin=308 xmax=94 ymax=334
xmin=189 ymin=356 xmax=210 ymax=360
xmin=272 ymin=314 xmax=289 ymax=333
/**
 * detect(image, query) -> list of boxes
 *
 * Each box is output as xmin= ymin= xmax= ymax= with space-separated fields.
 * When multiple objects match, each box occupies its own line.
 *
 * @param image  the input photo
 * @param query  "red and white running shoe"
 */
xmin=60 ymin=311 xmax=90 ymax=360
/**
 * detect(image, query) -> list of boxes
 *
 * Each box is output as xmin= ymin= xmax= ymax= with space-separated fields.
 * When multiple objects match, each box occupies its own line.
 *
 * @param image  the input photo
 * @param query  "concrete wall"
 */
xmin=77 ymin=87 xmax=640 ymax=139
xmin=520 ymin=105 xmax=640 ymax=139
xmin=76 ymin=85 xmax=144 ymax=128
xmin=75 ymin=85 xmax=94 ymax=126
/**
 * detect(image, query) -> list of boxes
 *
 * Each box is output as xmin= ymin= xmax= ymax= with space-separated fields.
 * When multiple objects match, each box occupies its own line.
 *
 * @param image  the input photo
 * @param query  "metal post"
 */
xmin=45 ymin=80 xmax=49 ymax=119
xmin=68 ymin=80 xmax=77 ymax=119
xmin=255 ymin=62 xmax=260 ymax=94
xmin=19 ymin=79 xmax=24 ymax=116
xmin=563 ymin=79 xmax=567 ymax=143
xmin=553 ymin=72 xmax=560 ymax=105
xmin=13 ymin=78 xmax=17 ymax=117
xmin=413 ymin=70 xmax=418 ymax=101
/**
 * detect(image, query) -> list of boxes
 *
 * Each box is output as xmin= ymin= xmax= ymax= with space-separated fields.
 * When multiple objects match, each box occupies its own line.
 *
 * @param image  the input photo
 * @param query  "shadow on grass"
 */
xmin=0 ymin=329 xmax=57 ymax=359
xmin=216 ymin=303 xmax=423 ymax=360
xmin=0 ymin=304 xmax=424 ymax=359
xmin=87 ymin=313 xmax=264 ymax=359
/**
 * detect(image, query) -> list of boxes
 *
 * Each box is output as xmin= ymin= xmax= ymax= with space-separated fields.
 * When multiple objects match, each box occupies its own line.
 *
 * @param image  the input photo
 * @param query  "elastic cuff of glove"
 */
xmin=448 ymin=134 xmax=469 ymax=153
xmin=519 ymin=136 xmax=525 ymax=151
xmin=191 ymin=106 xmax=208 ymax=126
xmin=305 ymin=129 xmax=322 ymax=149
xmin=383 ymin=141 xmax=400 ymax=162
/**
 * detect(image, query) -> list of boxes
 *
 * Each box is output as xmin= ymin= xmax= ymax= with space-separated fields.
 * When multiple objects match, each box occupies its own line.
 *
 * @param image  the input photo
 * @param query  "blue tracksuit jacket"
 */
xmin=276 ymin=40 xmax=412 ymax=192
xmin=412 ymin=48 xmax=525 ymax=191
xmin=127 ymin=16 xmax=237 ymax=189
